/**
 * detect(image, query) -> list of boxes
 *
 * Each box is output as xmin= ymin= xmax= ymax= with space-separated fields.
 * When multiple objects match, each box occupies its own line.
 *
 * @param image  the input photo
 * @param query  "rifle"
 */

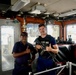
xmin=35 ymin=39 xmax=58 ymax=62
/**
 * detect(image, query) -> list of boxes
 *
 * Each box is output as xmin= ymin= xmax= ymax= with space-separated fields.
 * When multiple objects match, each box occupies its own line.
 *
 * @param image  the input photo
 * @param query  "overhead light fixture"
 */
xmin=30 ymin=10 xmax=41 ymax=14
xmin=44 ymin=12 xmax=50 ymax=14
xmin=59 ymin=9 xmax=76 ymax=17
xmin=11 ymin=0 xmax=30 ymax=11
xmin=30 ymin=4 xmax=46 ymax=14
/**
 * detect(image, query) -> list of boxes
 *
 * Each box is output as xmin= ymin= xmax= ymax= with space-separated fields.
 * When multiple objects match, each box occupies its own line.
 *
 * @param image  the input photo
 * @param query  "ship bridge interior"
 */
xmin=0 ymin=0 xmax=76 ymax=75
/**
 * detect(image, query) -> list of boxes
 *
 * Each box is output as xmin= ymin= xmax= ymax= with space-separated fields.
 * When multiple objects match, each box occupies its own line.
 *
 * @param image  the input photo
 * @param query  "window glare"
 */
xmin=47 ymin=24 xmax=60 ymax=39
xmin=26 ymin=23 xmax=39 ymax=44
xmin=67 ymin=24 xmax=76 ymax=43
xmin=1 ymin=26 xmax=14 ymax=71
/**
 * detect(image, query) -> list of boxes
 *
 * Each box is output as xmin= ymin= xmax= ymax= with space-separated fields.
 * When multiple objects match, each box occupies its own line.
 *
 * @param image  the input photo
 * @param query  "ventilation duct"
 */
xmin=30 ymin=4 xmax=46 ymax=14
xmin=59 ymin=9 xmax=76 ymax=17
xmin=11 ymin=0 xmax=30 ymax=11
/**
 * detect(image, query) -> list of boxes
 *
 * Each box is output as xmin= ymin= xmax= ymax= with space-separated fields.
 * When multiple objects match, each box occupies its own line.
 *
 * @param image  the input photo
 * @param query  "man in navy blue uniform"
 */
xmin=12 ymin=32 xmax=36 ymax=75
xmin=34 ymin=24 xmax=59 ymax=75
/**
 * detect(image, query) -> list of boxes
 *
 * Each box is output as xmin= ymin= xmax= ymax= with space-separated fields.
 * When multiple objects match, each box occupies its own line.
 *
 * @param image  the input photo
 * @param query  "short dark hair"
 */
xmin=21 ymin=32 xmax=28 ymax=37
xmin=38 ymin=24 xmax=46 ymax=28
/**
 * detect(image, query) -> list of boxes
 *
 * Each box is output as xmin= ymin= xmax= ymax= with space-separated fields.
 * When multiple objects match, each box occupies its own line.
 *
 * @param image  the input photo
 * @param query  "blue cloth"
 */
xmin=12 ymin=41 xmax=36 ymax=75
xmin=34 ymin=35 xmax=56 ymax=57
xmin=36 ymin=56 xmax=56 ymax=75
xmin=12 ymin=63 xmax=31 ymax=75
xmin=34 ymin=35 xmax=57 ymax=75
xmin=12 ymin=41 xmax=36 ymax=64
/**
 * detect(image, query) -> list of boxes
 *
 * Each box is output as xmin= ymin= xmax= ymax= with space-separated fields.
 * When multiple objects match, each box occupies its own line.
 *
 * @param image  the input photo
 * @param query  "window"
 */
xmin=27 ymin=23 xmax=60 ymax=43
xmin=47 ymin=24 xmax=60 ymax=39
xmin=1 ymin=26 xmax=14 ymax=71
xmin=67 ymin=24 xmax=76 ymax=43
xmin=26 ymin=23 xmax=39 ymax=44
xmin=0 ymin=19 xmax=20 ymax=72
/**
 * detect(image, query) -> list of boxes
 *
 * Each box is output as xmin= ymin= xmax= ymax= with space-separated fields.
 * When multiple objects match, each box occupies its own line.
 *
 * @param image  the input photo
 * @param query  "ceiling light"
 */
xmin=53 ymin=13 xmax=59 ymax=16
xmin=11 ymin=0 xmax=30 ymax=11
xmin=30 ymin=10 xmax=41 ymax=14
xmin=44 ymin=12 xmax=50 ymax=14
xmin=30 ymin=4 xmax=46 ymax=14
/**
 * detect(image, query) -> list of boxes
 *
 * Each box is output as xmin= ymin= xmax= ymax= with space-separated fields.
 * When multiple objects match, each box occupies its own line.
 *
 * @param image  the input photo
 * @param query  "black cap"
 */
xmin=21 ymin=32 xmax=28 ymax=37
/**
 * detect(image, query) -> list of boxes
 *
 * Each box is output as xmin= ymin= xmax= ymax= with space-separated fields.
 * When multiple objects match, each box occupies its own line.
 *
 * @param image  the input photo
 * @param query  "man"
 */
xmin=12 ymin=32 xmax=36 ymax=75
xmin=68 ymin=35 xmax=72 ymax=42
xmin=34 ymin=24 xmax=59 ymax=75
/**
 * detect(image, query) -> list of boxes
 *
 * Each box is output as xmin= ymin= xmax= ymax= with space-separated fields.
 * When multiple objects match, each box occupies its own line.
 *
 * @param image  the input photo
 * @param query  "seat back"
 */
xmin=56 ymin=45 xmax=71 ymax=62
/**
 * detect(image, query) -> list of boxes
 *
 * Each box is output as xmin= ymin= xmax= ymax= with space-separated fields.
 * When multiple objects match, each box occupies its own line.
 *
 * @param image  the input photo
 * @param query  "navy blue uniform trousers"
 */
xmin=36 ymin=56 xmax=56 ymax=75
xmin=12 ymin=63 xmax=31 ymax=75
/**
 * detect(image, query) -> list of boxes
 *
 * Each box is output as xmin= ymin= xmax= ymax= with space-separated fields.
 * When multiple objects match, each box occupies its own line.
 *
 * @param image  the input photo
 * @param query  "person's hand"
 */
xmin=35 ymin=45 xmax=42 ymax=50
xmin=46 ymin=44 xmax=52 ymax=52
xmin=25 ymin=46 xmax=31 ymax=54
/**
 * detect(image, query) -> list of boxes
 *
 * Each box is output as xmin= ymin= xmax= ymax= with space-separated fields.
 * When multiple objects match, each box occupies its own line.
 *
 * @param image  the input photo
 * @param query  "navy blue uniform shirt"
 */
xmin=12 ymin=41 xmax=36 ymax=64
xmin=34 ymin=35 xmax=56 ymax=58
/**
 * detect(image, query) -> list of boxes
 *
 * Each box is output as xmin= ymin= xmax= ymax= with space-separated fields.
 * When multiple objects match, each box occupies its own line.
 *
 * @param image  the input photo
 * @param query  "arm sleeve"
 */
xmin=29 ymin=44 xmax=37 ymax=55
xmin=34 ymin=38 xmax=38 ymax=44
xmin=34 ymin=38 xmax=41 ymax=45
xmin=12 ymin=42 xmax=19 ymax=53
xmin=50 ymin=37 xmax=56 ymax=45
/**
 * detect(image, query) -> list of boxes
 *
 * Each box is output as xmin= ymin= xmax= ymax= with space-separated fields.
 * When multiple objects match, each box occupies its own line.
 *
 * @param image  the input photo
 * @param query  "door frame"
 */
xmin=0 ymin=19 xmax=20 ymax=75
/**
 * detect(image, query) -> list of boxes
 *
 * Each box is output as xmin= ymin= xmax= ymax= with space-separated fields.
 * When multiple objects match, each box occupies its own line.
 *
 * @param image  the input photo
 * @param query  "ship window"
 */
xmin=1 ymin=26 xmax=14 ymax=71
xmin=67 ymin=24 xmax=76 ymax=43
xmin=47 ymin=24 xmax=60 ymax=39
xmin=26 ymin=23 xmax=39 ymax=44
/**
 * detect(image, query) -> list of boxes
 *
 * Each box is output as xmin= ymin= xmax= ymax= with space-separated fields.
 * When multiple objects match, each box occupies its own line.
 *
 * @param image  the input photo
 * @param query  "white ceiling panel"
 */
xmin=0 ymin=0 xmax=76 ymax=18
xmin=20 ymin=0 xmax=76 ymax=15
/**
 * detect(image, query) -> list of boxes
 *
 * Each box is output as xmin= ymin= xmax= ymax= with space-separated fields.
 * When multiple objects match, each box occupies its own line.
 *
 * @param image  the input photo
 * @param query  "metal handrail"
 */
xmin=34 ymin=65 xmax=66 ymax=75
xmin=33 ymin=62 xmax=76 ymax=75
